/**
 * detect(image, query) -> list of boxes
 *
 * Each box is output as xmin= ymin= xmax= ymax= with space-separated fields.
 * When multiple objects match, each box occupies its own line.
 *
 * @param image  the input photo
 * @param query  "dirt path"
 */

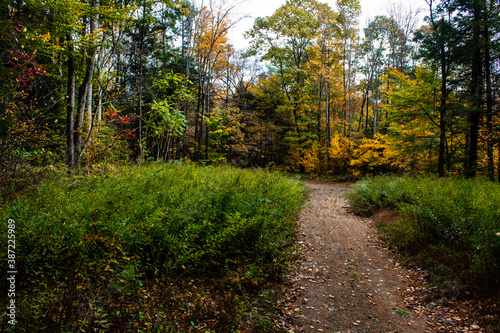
xmin=284 ymin=182 xmax=429 ymax=332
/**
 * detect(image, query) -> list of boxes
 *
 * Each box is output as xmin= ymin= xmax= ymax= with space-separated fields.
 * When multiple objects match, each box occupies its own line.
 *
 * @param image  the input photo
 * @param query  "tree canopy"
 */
xmin=1 ymin=0 xmax=500 ymax=189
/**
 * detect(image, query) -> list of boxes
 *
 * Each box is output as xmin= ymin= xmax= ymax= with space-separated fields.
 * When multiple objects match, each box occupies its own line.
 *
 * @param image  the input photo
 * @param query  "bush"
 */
xmin=0 ymin=163 xmax=306 ymax=331
xmin=348 ymin=175 xmax=500 ymax=288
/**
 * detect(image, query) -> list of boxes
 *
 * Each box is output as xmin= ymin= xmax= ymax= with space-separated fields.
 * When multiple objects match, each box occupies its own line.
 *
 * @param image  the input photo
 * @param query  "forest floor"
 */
xmin=276 ymin=182 xmax=495 ymax=333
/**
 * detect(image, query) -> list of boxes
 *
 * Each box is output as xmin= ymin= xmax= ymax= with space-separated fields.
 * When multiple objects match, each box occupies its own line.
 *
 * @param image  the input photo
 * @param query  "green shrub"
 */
xmin=0 ymin=162 xmax=306 ymax=330
xmin=348 ymin=175 xmax=500 ymax=287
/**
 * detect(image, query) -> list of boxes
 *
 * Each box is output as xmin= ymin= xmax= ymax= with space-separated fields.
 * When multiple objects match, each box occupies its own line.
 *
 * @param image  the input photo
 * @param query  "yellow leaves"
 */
xmin=350 ymin=135 xmax=394 ymax=169
xmin=299 ymin=145 xmax=321 ymax=174
xmin=285 ymin=145 xmax=320 ymax=174
xmin=329 ymin=135 xmax=350 ymax=160
xmin=326 ymin=134 xmax=401 ymax=177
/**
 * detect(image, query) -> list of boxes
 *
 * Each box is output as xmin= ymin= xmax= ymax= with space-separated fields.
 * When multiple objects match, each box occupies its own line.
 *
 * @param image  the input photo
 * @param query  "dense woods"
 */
xmin=1 ymin=0 xmax=500 ymax=330
xmin=1 ymin=0 xmax=499 ymax=192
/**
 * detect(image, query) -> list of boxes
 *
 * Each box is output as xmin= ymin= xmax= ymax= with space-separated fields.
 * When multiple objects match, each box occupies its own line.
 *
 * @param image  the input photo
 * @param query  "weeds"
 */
xmin=394 ymin=308 xmax=411 ymax=317
xmin=0 ymin=162 xmax=306 ymax=331
xmin=348 ymin=175 xmax=500 ymax=290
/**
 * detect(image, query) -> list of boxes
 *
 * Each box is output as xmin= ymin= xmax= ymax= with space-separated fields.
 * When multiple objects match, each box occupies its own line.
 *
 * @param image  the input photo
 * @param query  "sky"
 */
xmin=227 ymin=0 xmax=430 ymax=50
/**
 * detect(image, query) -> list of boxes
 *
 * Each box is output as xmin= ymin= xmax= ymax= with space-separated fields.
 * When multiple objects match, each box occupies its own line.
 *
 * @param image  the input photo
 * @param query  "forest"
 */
xmin=1 ymin=0 xmax=499 ymax=186
xmin=1 ymin=0 xmax=500 ymax=331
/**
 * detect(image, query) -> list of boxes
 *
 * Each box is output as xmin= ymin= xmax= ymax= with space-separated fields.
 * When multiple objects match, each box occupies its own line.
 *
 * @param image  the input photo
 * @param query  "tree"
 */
xmin=336 ymin=0 xmax=360 ymax=137
xmin=387 ymin=2 xmax=422 ymax=73
xmin=482 ymin=0 xmax=500 ymax=181
xmin=382 ymin=66 xmax=443 ymax=172
xmin=146 ymin=70 xmax=192 ymax=161
xmin=417 ymin=0 xmax=500 ymax=178
xmin=0 ymin=4 xmax=51 ymax=184
xmin=120 ymin=0 xmax=188 ymax=160
xmin=310 ymin=2 xmax=339 ymax=170
xmin=360 ymin=16 xmax=390 ymax=136
xmin=246 ymin=0 xmax=339 ymax=172
xmin=417 ymin=0 xmax=459 ymax=176
xmin=246 ymin=0 xmax=322 ymax=130
xmin=190 ymin=0 xmax=239 ymax=161
xmin=452 ymin=0 xmax=500 ymax=178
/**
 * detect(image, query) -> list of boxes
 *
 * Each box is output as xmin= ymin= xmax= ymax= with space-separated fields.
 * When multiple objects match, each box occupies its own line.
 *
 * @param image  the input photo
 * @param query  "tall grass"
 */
xmin=348 ymin=175 xmax=500 ymax=288
xmin=0 ymin=163 xmax=306 ymax=331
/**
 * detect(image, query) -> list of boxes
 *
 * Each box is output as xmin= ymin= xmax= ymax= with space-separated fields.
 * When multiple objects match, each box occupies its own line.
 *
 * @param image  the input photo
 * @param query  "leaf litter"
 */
xmin=273 ymin=182 xmax=498 ymax=333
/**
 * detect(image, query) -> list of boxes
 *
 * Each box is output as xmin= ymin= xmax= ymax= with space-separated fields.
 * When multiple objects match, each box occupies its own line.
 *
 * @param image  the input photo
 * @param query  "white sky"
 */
xmin=227 ymin=0 xmax=429 ymax=50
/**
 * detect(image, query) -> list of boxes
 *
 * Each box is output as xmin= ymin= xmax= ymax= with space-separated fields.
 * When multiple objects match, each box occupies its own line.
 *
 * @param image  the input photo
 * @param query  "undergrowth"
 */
xmin=0 ymin=162 xmax=306 ymax=332
xmin=348 ymin=175 xmax=500 ymax=290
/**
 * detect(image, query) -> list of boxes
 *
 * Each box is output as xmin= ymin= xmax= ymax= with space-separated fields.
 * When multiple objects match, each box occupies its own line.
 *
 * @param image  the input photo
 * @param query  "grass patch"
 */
xmin=0 ymin=162 xmax=306 ymax=331
xmin=394 ymin=308 xmax=411 ymax=318
xmin=348 ymin=175 xmax=500 ymax=290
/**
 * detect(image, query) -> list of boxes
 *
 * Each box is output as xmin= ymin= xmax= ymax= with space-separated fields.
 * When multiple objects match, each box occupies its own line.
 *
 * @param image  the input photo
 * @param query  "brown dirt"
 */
xmin=276 ymin=182 xmax=496 ymax=333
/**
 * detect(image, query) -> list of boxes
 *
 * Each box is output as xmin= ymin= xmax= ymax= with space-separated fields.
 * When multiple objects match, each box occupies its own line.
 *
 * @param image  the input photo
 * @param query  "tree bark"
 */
xmin=438 ymin=27 xmax=448 ymax=177
xmin=74 ymin=0 xmax=98 ymax=166
xmin=465 ymin=2 xmax=483 ymax=179
xmin=326 ymin=81 xmax=330 ymax=171
xmin=66 ymin=34 xmax=75 ymax=167
xmin=484 ymin=0 xmax=494 ymax=181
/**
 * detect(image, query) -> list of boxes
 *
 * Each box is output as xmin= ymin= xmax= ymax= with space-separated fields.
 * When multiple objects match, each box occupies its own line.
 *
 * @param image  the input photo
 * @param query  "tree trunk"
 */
xmin=138 ymin=66 xmax=143 ymax=160
xmin=365 ymin=95 xmax=369 ymax=133
xmin=465 ymin=2 xmax=483 ymax=179
xmin=372 ymin=89 xmax=377 ymax=137
xmin=326 ymin=82 xmax=330 ymax=171
xmin=194 ymin=76 xmax=202 ymax=161
xmin=205 ymin=80 xmax=210 ymax=160
xmin=66 ymin=34 xmax=75 ymax=167
xmin=438 ymin=38 xmax=448 ymax=177
xmin=137 ymin=0 xmax=146 ymax=161
xmin=74 ymin=0 xmax=98 ymax=166
xmin=358 ymin=90 xmax=366 ymax=132
xmin=86 ymin=83 xmax=93 ymax=134
xmin=484 ymin=1 xmax=494 ymax=181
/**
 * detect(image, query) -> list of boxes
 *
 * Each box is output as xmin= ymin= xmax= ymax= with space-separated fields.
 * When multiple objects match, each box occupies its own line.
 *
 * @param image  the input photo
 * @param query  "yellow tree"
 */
xmin=381 ymin=66 xmax=445 ymax=173
xmin=190 ymin=0 xmax=237 ymax=160
xmin=336 ymin=0 xmax=361 ymax=138
xmin=246 ymin=0 xmax=334 ymax=173
xmin=308 ymin=2 xmax=340 ymax=171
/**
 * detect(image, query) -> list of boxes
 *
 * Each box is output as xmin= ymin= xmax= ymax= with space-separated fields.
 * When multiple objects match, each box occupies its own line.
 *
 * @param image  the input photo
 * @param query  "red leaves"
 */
xmin=2 ymin=18 xmax=47 ymax=89
xmin=116 ymin=114 xmax=135 ymax=125
xmin=119 ymin=129 xmax=136 ymax=138
xmin=104 ymin=110 xmax=118 ymax=120
xmin=7 ymin=49 xmax=47 ymax=88
xmin=105 ymin=111 xmax=139 ymax=126
xmin=104 ymin=109 xmax=139 ymax=139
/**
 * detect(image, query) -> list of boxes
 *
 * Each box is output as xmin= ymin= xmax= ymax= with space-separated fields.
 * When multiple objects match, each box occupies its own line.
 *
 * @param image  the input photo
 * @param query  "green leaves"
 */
xmin=349 ymin=175 xmax=500 ymax=286
xmin=0 ymin=163 xmax=306 ymax=330
xmin=149 ymin=100 xmax=187 ymax=137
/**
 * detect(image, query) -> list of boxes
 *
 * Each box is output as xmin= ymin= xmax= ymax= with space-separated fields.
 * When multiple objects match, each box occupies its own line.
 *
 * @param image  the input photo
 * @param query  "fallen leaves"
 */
xmin=274 ymin=184 xmax=499 ymax=333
